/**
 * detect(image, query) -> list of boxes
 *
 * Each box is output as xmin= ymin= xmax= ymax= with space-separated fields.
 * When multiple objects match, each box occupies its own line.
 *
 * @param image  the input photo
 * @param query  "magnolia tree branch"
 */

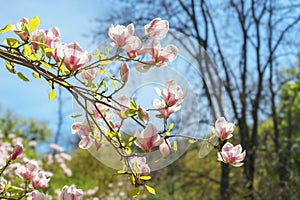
xmin=0 ymin=16 xmax=245 ymax=198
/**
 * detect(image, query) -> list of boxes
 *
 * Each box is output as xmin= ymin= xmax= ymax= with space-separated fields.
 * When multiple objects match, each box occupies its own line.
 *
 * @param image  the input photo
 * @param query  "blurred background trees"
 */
xmin=93 ymin=0 xmax=299 ymax=199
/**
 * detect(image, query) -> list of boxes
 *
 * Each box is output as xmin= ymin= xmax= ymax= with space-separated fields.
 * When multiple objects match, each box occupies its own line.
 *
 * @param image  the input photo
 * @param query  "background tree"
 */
xmin=94 ymin=1 xmax=300 ymax=199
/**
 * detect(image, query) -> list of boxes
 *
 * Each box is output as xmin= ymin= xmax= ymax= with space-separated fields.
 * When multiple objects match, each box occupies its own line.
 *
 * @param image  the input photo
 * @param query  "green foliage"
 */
xmin=48 ymin=90 xmax=56 ymax=100
xmin=16 ymin=72 xmax=30 ymax=82
xmin=0 ymin=109 xmax=51 ymax=141
xmin=0 ymin=24 xmax=12 ymax=34
xmin=27 ymin=16 xmax=40 ymax=31
xmin=255 ymin=64 xmax=300 ymax=200
xmin=4 ymin=38 xmax=19 ymax=48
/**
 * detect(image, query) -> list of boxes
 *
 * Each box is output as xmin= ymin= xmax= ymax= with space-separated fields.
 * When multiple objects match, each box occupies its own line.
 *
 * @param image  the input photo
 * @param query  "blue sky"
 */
xmin=0 ymin=0 xmax=111 ymax=149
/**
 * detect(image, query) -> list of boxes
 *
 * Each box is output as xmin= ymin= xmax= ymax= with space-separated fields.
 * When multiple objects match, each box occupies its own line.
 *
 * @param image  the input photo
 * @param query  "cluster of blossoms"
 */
xmin=69 ymin=19 xmax=185 ymax=182
xmin=27 ymin=185 xmax=83 ymax=200
xmin=108 ymin=18 xmax=178 ymax=72
xmin=0 ymin=16 xmax=246 ymax=198
xmin=213 ymin=117 xmax=246 ymax=167
xmin=46 ymin=144 xmax=73 ymax=176
xmin=0 ymin=134 xmax=84 ymax=199
xmin=12 ymin=17 xmax=91 ymax=72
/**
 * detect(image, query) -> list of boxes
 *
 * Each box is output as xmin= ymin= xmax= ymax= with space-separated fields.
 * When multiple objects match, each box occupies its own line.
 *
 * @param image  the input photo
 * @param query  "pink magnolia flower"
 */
xmin=217 ymin=142 xmax=246 ymax=167
xmin=120 ymin=62 xmax=130 ymax=82
xmin=134 ymin=124 xmax=163 ymax=152
xmin=60 ymin=42 xmax=91 ymax=71
xmin=30 ymin=29 xmax=46 ymax=50
xmin=50 ymin=143 xmax=64 ymax=152
xmin=60 ymin=185 xmax=84 ymax=200
xmin=85 ymin=186 xmax=99 ymax=196
xmin=44 ymin=26 xmax=60 ymax=47
xmin=108 ymin=23 xmax=134 ymax=47
xmin=8 ymin=133 xmax=16 ymax=139
xmin=29 ymin=140 xmax=37 ymax=147
xmin=114 ymin=95 xmax=130 ymax=119
xmin=12 ymin=17 xmax=29 ymax=41
xmin=60 ymin=163 xmax=72 ymax=177
xmin=213 ymin=117 xmax=235 ymax=140
xmin=60 ymin=153 xmax=72 ymax=161
xmin=16 ymin=160 xmax=39 ymax=181
xmin=0 ymin=148 xmax=8 ymax=168
xmin=145 ymin=18 xmax=169 ymax=40
xmin=28 ymin=190 xmax=52 ymax=200
xmin=80 ymin=68 xmax=97 ymax=82
xmin=10 ymin=143 xmax=24 ymax=161
xmin=32 ymin=171 xmax=52 ymax=189
xmin=150 ymin=40 xmax=178 ymax=65
xmin=92 ymin=99 xmax=111 ymax=120
xmin=159 ymin=139 xmax=171 ymax=158
xmin=155 ymin=80 xmax=186 ymax=107
xmin=71 ymin=121 xmax=93 ymax=149
xmin=122 ymin=36 xmax=142 ymax=58
xmin=129 ymin=156 xmax=150 ymax=176
xmin=0 ymin=178 xmax=7 ymax=193
xmin=136 ymin=40 xmax=178 ymax=72
xmin=153 ymin=98 xmax=181 ymax=118
xmin=51 ymin=40 xmax=65 ymax=62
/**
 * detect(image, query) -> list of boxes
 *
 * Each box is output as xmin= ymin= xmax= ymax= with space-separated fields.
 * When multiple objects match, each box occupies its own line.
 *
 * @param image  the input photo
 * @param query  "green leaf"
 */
xmin=29 ymin=53 xmax=41 ymax=61
xmin=21 ymin=23 xmax=30 ymax=40
xmin=145 ymin=185 xmax=156 ymax=195
xmin=4 ymin=38 xmax=19 ymax=48
xmin=117 ymin=170 xmax=127 ymax=175
xmin=133 ymin=162 xmax=139 ymax=174
xmin=2 ymin=183 xmax=11 ymax=194
xmin=7 ymin=185 xmax=24 ymax=193
xmin=140 ymin=176 xmax=151 ymax=180
xmin=5 ymin=63 xmax=14 ymax=74
xmin=98 ymin=68 xmax=106 ymax=75
xmin=131 ymin=174 xmax=136 ymax=184
xmin=125 ymin=109 xmax=137 ymax=117
xmin=99 ymin=79 xmax=108 ymax=92
xmin=168 ymin=123 xmax=174 ymax=131
xmin=41 ymin=61 xmax=53 ymax=68
xmin=28 ymin=16 xmax=40 ymax=31
xmin=105 ymin=46 xmax=110 ymax=55
xmin=128 ymin=136 xmax=136 ymax=146
xmin=112 ymin=80 xmax=117 ymax=88
xmin=59 ymin=81 xmax=69 ymax=87
xmin=130 ymin=98 xmax=138 ymax=109
xmin=125 ymin=147 xmax=131 ymax=155
xmin=48 ymin=90 xmax=56 ymax=100
xmin=173 ymin=141 xmax=178 ymax=152
xmin=23 ymin=44 xmax=32 ymax=56
xmin=129 ymin=188 xmax=140 ymax=197
xmin=71 ymin=114 xmax=83 ymax=118
xmin=45 ymin=47 xmax=54 ymax=58
xmin=32 ymin=72 xmax=40 ymax=78
xmin=0 ymin=24 xmax=12 ymax=33
xmin=188 ymin=139 xmax=196 ymax=144
xmin=120 ymin=110 xmax=127 ymax=119
xmin=17 ymin=72 xmax=29 ymax=82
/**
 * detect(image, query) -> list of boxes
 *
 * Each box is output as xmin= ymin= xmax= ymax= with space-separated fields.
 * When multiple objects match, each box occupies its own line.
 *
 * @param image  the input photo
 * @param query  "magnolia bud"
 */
xmin=10 ymin=143 xmax=24 ymax=161
xmin=145 ymin=18 xmax=169 ymax=40
xmin=138 ymin=107 xmax=149 ymax=123
xmin=80 ymin=68 xmax=97 ymax=82
xmin=159 ymin=140 xmax=171 ymax=158
xmin=60 ymin=185 xmax=84 ymax=200
xmin=120 ymin=62 xmax=130 ymax=82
